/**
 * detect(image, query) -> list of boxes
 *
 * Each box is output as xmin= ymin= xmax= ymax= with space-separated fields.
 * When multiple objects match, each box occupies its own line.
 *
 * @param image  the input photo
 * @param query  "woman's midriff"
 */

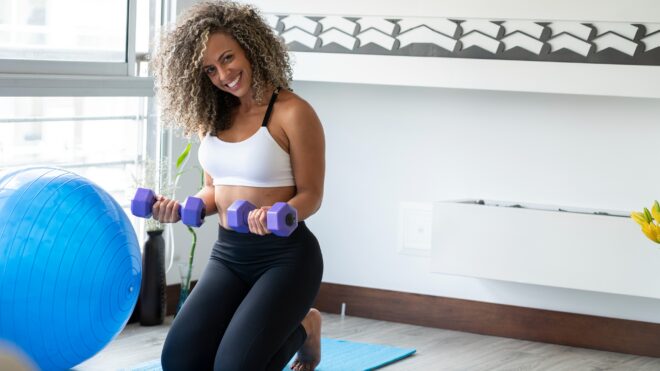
xmin=215 ymin=184 xmax=297 ymax=229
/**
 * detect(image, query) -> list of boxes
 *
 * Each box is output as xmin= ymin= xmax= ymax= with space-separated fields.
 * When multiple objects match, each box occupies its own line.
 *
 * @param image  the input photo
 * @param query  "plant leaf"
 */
xmin=176 ymin=142 xmax=192 ymax=170
xmin=644 ymin=207 xmax=653 ymax=223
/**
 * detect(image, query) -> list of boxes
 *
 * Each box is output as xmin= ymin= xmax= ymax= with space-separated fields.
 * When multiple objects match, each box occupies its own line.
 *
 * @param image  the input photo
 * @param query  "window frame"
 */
xmin=0 ymin=0 xmax=153 ymax=97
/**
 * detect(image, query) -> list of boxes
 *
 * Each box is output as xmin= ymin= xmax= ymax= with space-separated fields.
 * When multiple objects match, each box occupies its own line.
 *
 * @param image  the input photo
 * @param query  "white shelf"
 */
xmin=291 ymin=52 xmax=660 ymax=99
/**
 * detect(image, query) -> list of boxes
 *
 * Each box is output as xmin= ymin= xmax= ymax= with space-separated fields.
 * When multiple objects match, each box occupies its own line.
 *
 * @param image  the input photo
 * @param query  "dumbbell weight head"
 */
xmin=132 ymin=187 xmax=180 ymax=219
xmin=226 ymin=200 xmax=256 ymax=233
xmin=181 ymin=196 xmax=206 ymax=227
xmin=131 ymin=188 xmax=156 ymax=218
xmin=266 ymin=202 xmax=298 ymax=237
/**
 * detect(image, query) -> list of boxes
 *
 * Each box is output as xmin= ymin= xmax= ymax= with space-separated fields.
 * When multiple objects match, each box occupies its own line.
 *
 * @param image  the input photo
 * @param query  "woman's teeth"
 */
xmin=227 ymin=74 xmax=240 ymax=88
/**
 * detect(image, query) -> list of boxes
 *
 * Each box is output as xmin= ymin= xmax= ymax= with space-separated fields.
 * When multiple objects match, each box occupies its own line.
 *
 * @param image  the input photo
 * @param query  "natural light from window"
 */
xmin=0 ymin=0 xmax=128 ymax=62
xmin=0 ymin=97 xmax=148 ymax=207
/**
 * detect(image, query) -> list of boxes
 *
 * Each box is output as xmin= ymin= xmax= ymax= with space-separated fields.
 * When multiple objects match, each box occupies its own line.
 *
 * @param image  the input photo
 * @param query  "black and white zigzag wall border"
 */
xmin=264 ymin=14 xmax=660 ymax=66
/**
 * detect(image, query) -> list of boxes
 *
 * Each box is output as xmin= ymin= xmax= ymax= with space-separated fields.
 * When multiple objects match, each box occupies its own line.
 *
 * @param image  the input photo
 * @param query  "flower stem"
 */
xmin=184 ymin=226 xmax=197 ymax=291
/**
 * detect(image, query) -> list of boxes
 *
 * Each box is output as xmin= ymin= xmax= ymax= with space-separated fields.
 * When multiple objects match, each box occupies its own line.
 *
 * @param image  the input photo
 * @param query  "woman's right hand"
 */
xmin=152 ymin=195 xmax=181 ymax=223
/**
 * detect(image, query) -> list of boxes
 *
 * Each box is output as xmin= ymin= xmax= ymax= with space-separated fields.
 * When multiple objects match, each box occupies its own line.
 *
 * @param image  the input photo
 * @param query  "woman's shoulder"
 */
xmin=276 ymin=88 xmax=318 ymax=123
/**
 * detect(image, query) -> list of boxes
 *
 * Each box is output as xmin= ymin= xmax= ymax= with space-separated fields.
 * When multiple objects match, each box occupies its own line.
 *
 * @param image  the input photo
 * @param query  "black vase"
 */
xmin=127 ymin=296 xmax=140 ymax=324
xmin=139 ymin=229 xmax=166 ymax=326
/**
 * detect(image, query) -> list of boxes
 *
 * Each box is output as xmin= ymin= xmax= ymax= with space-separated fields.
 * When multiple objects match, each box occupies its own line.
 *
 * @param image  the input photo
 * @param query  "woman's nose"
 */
xmin=216 ymin=66 xmax=230 ymax=82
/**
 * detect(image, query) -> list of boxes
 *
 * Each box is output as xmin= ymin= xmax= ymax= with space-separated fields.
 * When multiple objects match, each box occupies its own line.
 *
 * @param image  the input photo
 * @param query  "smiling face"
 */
xmin=201 ymin=32 xmax=254 ymax=99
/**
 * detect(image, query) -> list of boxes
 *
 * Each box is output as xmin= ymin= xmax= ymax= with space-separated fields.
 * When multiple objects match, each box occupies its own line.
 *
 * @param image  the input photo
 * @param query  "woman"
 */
xmin=150 ymin=2 xmax=325 ymax=370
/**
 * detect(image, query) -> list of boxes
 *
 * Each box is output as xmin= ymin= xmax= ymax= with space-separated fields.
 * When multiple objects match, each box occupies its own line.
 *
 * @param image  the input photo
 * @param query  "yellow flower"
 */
xmin=631 ymin=202 xmax=660 ymax=244
xmin=644 ymin=207 xmax=654 ymax=223
xmin=652 ymin=224 xmax=660 ymax=243
xmin=631 ymin=211 xmax=647 ymax=226
xmin=641 ymin=223 xmax=658 ymax=243
xmin=642 ymin=224 xmax=655 ymax=242
xmin=652 ymin=200 xmax=660 ymax=222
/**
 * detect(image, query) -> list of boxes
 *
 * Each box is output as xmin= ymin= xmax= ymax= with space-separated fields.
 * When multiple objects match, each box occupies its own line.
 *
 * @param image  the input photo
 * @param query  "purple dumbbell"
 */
xmin=226 ymin=200 xmax=256 ymax=233
xmin=227 ymin=199 xmax=298 ymax=237
xmin=266 ymin=202 xmax=298 ymax=237
xmin=131 ymin=187 xmax=206 ymax=227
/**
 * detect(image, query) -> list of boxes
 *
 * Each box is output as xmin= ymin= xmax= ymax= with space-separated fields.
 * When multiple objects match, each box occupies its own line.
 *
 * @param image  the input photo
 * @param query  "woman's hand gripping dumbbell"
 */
xmin=131 ymin=187 xmax=206 ymax=227
xmin=226 ymin=200 xmax=298 ymax=237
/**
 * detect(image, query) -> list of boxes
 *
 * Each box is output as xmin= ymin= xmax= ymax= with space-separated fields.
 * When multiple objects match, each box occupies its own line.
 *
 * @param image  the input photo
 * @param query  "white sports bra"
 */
xmin=197 ymin=88 xmax=296 ymax=187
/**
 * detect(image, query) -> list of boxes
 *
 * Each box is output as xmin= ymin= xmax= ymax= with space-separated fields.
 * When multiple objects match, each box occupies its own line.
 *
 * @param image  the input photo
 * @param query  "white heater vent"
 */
xmin=431 ymin=200 xmax=660 ymax=299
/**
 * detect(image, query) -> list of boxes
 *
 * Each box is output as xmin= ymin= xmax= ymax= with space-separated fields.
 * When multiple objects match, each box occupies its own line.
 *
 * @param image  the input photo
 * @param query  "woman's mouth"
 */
xmin=225 ymin=73 xmax=241 ymax=90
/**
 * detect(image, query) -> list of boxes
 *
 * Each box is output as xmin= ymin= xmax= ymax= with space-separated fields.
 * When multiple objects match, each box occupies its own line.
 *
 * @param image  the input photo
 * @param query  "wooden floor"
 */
xmin=75 ymin=313 xmax=660 ymax=371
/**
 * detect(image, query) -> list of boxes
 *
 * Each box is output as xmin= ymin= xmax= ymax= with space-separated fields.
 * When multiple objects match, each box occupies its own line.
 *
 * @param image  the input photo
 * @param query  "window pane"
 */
xmin=0 ymin=0 xmax=127 ymax=62
xmin=136 ymin=0 xmax=150 ymax=55
xmin=136 ymin=0 xmax=159 ymax=76
xmin=0 ymin=97 xmax=146 ymax=206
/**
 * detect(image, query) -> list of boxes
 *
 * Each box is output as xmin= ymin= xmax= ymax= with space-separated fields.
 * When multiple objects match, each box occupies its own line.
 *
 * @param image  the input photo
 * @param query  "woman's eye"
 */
xmin=205 ymin=67 xmax=216 ymax=75
xmin=223 ymin=55 xmax=233 ymax=63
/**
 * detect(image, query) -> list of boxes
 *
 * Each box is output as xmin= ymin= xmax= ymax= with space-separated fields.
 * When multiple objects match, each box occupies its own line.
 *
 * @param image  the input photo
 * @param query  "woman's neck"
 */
xmin=237 ymin=85 xmax=276 ymax=114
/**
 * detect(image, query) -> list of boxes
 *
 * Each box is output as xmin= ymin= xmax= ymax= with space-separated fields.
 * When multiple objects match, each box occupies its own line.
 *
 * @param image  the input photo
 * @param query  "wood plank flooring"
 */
xmin=75 ymin=313 xmax=660 ymax=370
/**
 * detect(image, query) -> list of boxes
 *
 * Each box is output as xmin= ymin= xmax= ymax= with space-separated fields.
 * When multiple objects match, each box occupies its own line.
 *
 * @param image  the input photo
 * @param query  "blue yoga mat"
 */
xmin=123 ymin=338 xmax=416 ymax=371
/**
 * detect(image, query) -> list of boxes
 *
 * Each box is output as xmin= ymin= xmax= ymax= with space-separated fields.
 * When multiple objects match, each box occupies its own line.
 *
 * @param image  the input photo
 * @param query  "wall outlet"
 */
xmin=398 ymin=202 xmax=433 ymax=256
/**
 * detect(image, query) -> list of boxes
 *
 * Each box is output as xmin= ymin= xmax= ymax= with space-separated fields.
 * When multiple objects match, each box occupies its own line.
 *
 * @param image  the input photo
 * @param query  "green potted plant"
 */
xmin=172 ymin=141 xmax=204 ymax=313
xmin=131 ymin=139 xmax=202 ymax=319
xmin=131 ymin=158 xmax=172 ymax=325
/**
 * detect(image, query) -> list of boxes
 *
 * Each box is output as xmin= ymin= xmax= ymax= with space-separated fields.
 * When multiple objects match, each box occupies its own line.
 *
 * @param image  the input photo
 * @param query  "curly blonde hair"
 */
xmin=151 ymin=1 xmax=292 ymax=136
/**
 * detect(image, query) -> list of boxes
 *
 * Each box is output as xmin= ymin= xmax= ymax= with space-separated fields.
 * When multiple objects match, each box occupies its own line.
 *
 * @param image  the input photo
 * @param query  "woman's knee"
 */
xmin=161 ymin=327 xmax=208 ymax=370
xmin=161 ymin=333 xmax=186 ymax=370
xmin=213 ymin=337 xmax=265 ymax=371
xmin=161 ymin=344 xmax=186 ymax=371
xmin=213 ymin=354 xmax=257 ymax=371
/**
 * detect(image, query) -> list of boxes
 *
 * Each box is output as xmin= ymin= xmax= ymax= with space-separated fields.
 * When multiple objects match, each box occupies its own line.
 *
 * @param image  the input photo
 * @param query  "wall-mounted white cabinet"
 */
xmin=431 ymin=200 xmax=660 ymax=300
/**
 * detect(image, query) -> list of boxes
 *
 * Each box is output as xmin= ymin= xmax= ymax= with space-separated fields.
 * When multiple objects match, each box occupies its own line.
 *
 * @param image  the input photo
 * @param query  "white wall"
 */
xmin=168 ymin=0 xmax=660 ymax=323
xmin=294 ymin=82 xmax=660 ymax=323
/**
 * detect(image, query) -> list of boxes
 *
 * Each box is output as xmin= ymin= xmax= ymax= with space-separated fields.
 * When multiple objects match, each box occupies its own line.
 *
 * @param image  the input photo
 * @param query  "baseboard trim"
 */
xmin=313 ymin=283 xmax=660 ymax=358
xmin=165 ymin=281 xmax=660 ymax=358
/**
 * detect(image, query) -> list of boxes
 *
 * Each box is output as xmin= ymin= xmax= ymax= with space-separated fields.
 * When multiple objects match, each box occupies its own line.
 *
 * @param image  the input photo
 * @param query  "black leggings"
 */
xmin=161 ymin=222 xmax=323 ymax=371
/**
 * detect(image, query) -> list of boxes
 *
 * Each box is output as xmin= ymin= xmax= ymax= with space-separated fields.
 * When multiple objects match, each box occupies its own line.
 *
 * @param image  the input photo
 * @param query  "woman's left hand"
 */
xmin=247 ymin=206 xmax=272 ymax=235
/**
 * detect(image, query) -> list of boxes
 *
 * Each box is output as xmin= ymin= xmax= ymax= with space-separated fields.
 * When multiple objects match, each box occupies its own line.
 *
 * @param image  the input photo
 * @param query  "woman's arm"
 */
xmin=283 ymin=98 xmax=325 ymax=221
xmin=193 ymin=170 xmax=219 ymax=217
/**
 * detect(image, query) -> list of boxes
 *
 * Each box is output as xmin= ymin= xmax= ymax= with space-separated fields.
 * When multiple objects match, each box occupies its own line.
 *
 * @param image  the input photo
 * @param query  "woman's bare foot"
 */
xmin=291 ymin=308 xmax=322 ymax=371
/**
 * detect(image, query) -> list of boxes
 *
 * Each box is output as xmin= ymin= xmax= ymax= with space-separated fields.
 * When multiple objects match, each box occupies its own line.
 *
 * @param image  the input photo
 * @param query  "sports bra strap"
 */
xmin=261 ymin=87 xmax=281 ymax=127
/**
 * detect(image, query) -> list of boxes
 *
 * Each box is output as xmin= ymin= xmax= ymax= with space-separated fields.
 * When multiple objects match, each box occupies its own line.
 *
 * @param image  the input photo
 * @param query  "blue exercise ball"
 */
xmin=0 ymin=167 xmax=142 ymax=370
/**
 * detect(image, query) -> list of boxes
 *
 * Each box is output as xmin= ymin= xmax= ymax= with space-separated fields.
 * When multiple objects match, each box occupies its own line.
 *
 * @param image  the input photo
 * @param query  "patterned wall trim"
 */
xmin=265 ymin=14 xmax=660 ymax=66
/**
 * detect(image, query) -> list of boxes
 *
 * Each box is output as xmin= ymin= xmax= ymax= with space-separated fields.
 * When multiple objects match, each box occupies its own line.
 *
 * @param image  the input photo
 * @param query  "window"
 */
xmin=0 ymin=0 xmax=167 ymax=211
xmin=0 ymin=0 xmax=128 ymax=63
xmin=0 ymin=96 xmax=148 ymax=207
